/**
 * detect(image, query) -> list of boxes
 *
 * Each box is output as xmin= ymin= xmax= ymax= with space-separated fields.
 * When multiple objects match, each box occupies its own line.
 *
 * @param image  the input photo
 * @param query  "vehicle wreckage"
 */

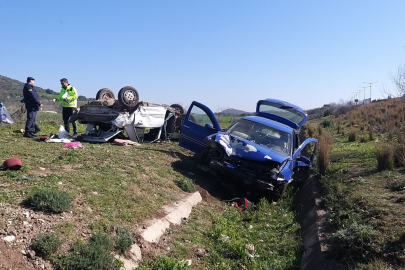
xmin=71 ymin=86 xmax=185 ymax=143
xmin=178 ymin=99 xmax=318 ymax=199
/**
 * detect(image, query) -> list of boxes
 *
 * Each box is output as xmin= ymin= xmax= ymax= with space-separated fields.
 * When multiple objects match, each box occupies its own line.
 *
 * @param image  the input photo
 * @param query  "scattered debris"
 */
xmin=113 ymin=139 xmax=141 ymax=146
xmin=0 ymin=157 xmax=22 ymax=171
xmin=64 ymin=141 xmax=83 ymax=149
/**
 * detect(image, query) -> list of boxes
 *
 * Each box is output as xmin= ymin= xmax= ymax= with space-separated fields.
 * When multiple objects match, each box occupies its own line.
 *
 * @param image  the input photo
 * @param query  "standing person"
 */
xmin=52 ymin=78 xmax=78 ymax=137
xmin=22 ymin=77 xmax=42 ymax=138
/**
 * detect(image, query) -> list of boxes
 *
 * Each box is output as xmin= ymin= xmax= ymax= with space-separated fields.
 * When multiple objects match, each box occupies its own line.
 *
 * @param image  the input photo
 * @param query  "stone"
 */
xmin=3 ymin=235 xmax=15 ymax=242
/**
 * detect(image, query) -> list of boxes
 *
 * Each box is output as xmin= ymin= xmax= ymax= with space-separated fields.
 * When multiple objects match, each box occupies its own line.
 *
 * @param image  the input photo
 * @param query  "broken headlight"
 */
xmin=270 ymin=168 xmax=285 ymax=183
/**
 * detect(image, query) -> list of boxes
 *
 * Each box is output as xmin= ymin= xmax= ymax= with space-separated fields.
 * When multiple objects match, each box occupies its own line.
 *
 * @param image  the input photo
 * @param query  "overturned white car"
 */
xmin=72 ymin=86 xmax=185 ymax=143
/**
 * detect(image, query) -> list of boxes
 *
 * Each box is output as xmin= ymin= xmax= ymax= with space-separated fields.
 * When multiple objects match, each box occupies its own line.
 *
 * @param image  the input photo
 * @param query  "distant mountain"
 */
xmin=220 ymin=108 xmax=254 ymax=116
xmin=0 ymin=75 xmax=90 ymax=102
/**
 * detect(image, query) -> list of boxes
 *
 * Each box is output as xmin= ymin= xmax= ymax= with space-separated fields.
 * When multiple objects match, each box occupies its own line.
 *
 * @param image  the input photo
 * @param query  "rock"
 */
xmin=23 ymin=221 xmax=29 ymax=226
xmin=246 ymin=243 xmax=255 ymax=252
xmin=23 ymin=212 xmax=30 ymax=218
xmin=39 ymin=167 xmax=46 ymax=171
xmin=92 ymin=191 xmax=98 ymax=195
xmin=58 ymin=182 xmax=63 ymax=185
xmin=28 ymin=250 xmax=36 ymax=259
xmin=3 ymin=235 xmax=16 ymax=242
xmin=11 ymin=230 xmax=17 ymax=236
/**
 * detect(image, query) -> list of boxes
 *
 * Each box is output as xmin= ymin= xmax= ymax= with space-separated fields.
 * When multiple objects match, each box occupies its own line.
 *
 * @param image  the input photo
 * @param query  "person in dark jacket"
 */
xmin=22 ymin=77 xmax=42 ymax=138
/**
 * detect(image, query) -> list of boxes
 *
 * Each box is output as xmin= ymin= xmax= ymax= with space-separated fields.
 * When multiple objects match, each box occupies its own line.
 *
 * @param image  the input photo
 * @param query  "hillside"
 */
xmin=0 ymin=75 xmax=89 ymax=102
xmin=308 ymin=97 xmax=405 ymax=269
xmin=220 ymin=108 xmax=253 ymax=116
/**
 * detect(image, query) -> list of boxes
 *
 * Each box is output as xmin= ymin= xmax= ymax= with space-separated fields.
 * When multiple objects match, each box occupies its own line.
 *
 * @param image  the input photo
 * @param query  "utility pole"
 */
xmin=363 ymin=81 xmax=378 ymax=101
xmin=358 ymin=86 xmax=367 ymax=102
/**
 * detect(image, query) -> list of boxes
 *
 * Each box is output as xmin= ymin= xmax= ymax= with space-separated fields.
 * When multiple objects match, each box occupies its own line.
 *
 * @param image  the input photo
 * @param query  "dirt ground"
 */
xmin=0 ymin=240 xmax=35 ymax=270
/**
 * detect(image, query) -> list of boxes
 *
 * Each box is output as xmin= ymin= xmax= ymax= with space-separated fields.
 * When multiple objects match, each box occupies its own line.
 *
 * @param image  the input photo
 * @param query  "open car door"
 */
xmin=292 ymin=138 xmax=318 ymax=166
xmin=179 ymin=101 xmax=221 ymax=154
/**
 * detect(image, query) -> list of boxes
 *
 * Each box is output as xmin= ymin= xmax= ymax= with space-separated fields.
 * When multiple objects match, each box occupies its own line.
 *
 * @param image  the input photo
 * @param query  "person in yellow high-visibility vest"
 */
xmin=52 ymin=78 xmax=78 ymax=137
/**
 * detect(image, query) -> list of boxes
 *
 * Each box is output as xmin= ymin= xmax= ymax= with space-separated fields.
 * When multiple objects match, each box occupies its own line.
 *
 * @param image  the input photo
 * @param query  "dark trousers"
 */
xmin=62 ymin=107 xmax=77 ymax=134
xmin=25 ymin=109 xmax=39 ymax=133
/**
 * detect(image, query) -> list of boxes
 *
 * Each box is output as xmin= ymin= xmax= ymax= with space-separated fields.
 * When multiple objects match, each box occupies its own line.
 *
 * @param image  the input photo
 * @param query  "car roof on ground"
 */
xmin=241 ymin=116 xmax=294 ymax=134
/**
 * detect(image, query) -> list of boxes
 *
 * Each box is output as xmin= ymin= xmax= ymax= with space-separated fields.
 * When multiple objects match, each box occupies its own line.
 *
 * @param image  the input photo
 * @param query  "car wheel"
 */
xmin=96 ymin=88 xmax=115 ymax=100
xmin=170 ymin=104 xmax=185 ymax=115
xmin=118 ymin=86 xmax=139 ymax=108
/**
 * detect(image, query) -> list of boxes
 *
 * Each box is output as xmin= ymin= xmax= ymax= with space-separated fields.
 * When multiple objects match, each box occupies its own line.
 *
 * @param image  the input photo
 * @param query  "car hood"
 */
xmin=213 ymin=133 xmax=289 ymax=163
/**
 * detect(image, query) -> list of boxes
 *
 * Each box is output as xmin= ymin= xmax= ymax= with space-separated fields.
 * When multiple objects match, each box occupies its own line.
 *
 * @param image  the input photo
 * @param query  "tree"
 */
xmin=390 ymin=64 xmax=405 ymax=97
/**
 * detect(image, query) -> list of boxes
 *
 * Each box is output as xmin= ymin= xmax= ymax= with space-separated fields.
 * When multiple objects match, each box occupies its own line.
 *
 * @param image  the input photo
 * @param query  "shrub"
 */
xmin=307 ymin=124 xmax=315 ymax=137
xmin=53 ymin=233 xmax=122 ymax=270
xmin=137 ymin=256 xmax=190 ymax=270
xmin=348 ymin=129 xmax=357 ymax=142
xmin=337 ymin=124 xmax=342 ymax=134
xmin=368 ymin=126 xmax=374 ymax=141
xmin=386 ymin=179 xmax=405 ymax=191
xmin=376 ymin=144 xmax=394 ymax=171
xmin=27 ymin=189 xmax=72 ymax=213
xmin=31 ymin=233 xmax=62 ymax=259
xmin=321 ymin=119 xmax=333 ymax=128
xmin=175 ymin=178 xmax=196 ymax=193
xmin=360 ymin=136 xmax=367 ymax=143
xmin=329 ymin=223 xmax=378 ymax=258
xmin=394 ymin=142 xmax=405 ymax=167
xmin=114 ymin=226 xmax=133 ymax=254
xmin=317 ymin=132 xmax=333 ymax=175
xmin=317 ymin=125 xmax=323 ymax=136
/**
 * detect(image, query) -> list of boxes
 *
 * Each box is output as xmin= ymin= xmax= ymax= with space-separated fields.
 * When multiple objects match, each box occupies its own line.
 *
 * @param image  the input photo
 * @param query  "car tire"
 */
xmin=118 ymin=86 xmax=139 ymax=108
xmin=96 ymin=88 xmax=115 ymax=100
xmin=270 ymin=183 xmax=288 ymax=202
xmin=170 ymin=104 xmax=185 ymax=115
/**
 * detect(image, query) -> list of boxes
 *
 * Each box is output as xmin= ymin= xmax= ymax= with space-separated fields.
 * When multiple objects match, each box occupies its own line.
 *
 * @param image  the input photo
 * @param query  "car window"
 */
xmin=258 ymin=103 xmax=306 ymax=126
xmin=227 ymin=119 xmax=291 ymax=155
xmin=188 ymin=105 xmax=214 ymax=127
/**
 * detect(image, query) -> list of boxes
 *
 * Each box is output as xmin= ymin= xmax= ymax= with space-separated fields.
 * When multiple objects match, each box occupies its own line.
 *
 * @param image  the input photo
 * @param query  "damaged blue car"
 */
xmin=179 ymin=99 xmax=318 ymax=199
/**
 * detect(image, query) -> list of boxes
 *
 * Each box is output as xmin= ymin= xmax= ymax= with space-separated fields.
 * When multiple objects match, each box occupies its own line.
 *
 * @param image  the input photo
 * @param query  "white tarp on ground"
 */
xmin=112 ymin=105 xmax=166 ymax=128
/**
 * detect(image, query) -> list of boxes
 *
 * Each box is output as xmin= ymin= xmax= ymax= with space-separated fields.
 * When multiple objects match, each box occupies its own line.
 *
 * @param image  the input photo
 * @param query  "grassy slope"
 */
xmin=0 ymin=112 xmax=303 ymax=269
xmin=313 ymin=98 xmax=405 ymax=269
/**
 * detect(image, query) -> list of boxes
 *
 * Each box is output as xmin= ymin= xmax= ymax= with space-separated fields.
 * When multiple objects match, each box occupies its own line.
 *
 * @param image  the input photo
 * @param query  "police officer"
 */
xmin=22 ymin=77 xmax=42 ymax=138
xmin=52 ymin=78 xmax=78 ymax=137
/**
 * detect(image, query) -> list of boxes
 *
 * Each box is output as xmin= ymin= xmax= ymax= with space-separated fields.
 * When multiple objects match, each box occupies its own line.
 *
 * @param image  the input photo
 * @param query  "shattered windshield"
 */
xmin=227 ymin=119 xmax=291 ymax=155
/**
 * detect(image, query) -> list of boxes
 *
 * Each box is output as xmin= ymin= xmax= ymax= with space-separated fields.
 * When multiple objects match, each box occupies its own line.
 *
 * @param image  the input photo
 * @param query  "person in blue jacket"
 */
xmin=22 ymin=77 xmax=42 ymax=138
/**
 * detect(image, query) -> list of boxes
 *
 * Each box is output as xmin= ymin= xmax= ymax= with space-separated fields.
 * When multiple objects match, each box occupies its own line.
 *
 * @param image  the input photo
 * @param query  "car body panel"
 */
xmin=179 ymin=101 xmax=221 ymax=154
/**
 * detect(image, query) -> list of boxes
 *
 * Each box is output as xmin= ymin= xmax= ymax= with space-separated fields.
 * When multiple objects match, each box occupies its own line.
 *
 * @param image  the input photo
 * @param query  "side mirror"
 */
xmin=205 ymin=123 xmax=214 ymax=130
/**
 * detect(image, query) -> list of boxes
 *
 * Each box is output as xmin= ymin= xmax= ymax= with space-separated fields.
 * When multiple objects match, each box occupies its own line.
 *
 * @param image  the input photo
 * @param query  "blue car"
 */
xmin=179 ymin=99 xmax=318 ymax=199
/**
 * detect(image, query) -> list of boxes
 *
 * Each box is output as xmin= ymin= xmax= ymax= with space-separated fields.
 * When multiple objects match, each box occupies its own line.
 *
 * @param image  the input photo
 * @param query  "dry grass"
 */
xmin=348 ymin=128 xmax=357 ymax=142
xmin=375 ymin=144 xmax=394 ymax=171
xmin=317 ymin=132 xmax=333 ymax=175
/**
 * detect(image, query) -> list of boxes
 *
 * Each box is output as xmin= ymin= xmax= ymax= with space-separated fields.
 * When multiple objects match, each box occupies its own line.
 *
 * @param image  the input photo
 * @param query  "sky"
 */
xmin=1 ymin=0 xmax=405 ymax=112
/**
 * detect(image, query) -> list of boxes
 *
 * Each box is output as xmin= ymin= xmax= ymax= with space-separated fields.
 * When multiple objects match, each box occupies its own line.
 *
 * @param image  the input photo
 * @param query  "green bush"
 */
xmin=321 ymin=119 xmax=333 ymax=128
xmin=53 ymin=233 xmax=122 ymax=270
xmin=329 ymin=223 xmax=378 ymax=258
xmin=175 ymin=178 xmax=196 ymax=193
xmin=27 ymin=188 xmax=72 ymax=213
xmin=137 ymin=256 xmax=190 ymax=270
xmin=31 ymin=233 xmax=62 ymax=259
xmin=114 ymin=226 xmax=133 ymax=254
xmin=386 ymin=179 xmax=405 ymax=191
